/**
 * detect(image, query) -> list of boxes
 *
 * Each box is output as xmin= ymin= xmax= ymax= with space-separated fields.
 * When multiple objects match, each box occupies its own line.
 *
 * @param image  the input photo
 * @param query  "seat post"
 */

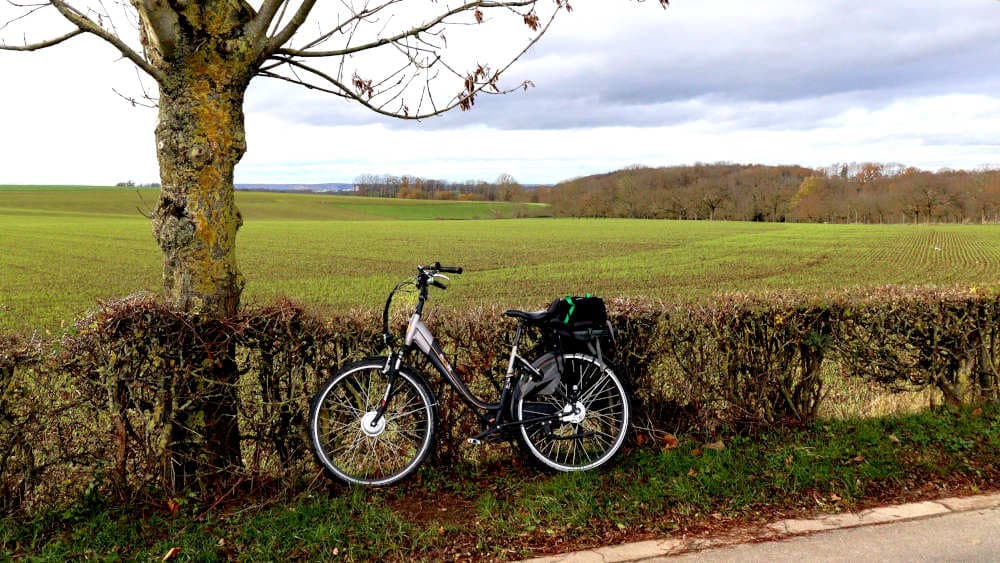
xmin=512 ymin=321 xmax=525 ymax=348
xmin=505 ymin=322 xmax=526 ymax=378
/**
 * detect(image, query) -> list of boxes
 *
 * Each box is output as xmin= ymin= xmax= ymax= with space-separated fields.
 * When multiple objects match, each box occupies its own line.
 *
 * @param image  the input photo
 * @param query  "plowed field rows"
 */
xmin=2 ymin=187 xmax=999 ymax=333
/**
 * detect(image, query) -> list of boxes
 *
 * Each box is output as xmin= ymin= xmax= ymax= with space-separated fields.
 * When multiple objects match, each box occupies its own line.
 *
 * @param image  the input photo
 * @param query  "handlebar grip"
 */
xmin=432 ymin=262 xmax=463 ymax=274
xmin=430 ymin=279 xmax=447 ymax=290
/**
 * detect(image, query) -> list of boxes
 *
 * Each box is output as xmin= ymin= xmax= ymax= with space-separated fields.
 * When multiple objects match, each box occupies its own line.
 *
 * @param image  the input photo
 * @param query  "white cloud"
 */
xmin=0 ymin=36 xmax=158 ymax=184
xmin=3 ymin=1 xmax=1000 ymax=185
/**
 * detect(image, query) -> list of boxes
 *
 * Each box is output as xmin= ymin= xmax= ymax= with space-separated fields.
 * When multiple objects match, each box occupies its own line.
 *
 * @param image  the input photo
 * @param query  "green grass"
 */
xmin=3 ymin=406 xmax=997 ymax=560
xmin=3 ymin=186 xmax=1000 ymax=332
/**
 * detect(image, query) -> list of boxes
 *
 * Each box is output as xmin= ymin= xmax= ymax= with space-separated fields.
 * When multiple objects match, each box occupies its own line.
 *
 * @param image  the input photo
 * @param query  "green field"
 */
xmin=2 ymin=186 xmax=1000 ymax=333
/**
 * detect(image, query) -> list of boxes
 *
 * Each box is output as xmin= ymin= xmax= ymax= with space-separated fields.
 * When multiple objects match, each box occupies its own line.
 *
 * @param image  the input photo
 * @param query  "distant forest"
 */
xmin=354 ymin=163 xmax=1000 ymax=224
xmin=353 ymin=173 xmax=535 ymax=202
xmin=543 ymin=163 xmax=1000 ymax=224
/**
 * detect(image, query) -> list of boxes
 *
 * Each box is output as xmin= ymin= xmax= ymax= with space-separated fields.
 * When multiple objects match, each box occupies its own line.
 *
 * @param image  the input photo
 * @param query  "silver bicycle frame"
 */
xmin=404 ymin=312 xmax=538 ymax=412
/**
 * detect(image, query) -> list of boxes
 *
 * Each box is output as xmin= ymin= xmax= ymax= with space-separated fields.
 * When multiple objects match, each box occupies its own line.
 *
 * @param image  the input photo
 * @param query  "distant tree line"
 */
xmin=539 ymin=163 xmax=1000 ymax=224
xmin=353 ymin=173 xmax=537 ymax=202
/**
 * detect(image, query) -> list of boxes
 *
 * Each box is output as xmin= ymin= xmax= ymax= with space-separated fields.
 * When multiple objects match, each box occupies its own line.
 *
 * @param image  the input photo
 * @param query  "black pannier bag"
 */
xmin=521 ymin=295 xmax=614 ymax=398
xmin=543 ymin=295 xmax=613 ymax=357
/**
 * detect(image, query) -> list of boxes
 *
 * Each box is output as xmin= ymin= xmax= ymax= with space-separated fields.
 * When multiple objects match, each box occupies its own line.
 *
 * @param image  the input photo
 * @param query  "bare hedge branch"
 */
xmin=3 ymin=286 xmax=995 ymax=514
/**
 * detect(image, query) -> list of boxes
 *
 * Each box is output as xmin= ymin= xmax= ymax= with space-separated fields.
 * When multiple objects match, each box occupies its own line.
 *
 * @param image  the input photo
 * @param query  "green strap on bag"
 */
xmin=563 ymin=297 xmax=575 ymax=324
xmin=562 ymin=293 xmax=592 ymax=324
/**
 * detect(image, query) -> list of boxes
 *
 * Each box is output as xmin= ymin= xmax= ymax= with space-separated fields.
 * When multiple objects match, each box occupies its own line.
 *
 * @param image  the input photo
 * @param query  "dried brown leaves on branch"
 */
xmin=2 ymin=1 xmax=666 ymax=120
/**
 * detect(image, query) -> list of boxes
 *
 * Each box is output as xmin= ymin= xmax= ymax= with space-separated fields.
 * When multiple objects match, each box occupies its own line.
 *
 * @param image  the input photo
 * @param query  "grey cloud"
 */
xmin=521 ymin=4 xmax=998 ymax=106
xmin=249 ymin=0 xmax=1000 ymax=133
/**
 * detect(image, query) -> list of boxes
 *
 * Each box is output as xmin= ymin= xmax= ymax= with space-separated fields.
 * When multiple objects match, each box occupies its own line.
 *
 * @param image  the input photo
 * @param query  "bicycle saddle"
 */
xmin=503 ymin=309 xmax=551 ymax=323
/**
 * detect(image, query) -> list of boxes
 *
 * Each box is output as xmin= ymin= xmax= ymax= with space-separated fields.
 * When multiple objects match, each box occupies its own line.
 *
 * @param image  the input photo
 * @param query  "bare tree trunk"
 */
xmin=150 ymin=61 xmax=253 ymax=492
xmin=152 ymin=82 xmax=247 ymax=316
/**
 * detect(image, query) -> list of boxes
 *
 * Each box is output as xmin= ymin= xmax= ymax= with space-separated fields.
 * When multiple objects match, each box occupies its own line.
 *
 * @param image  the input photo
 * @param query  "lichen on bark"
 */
xmin=149 ymin=15 xmax=255 ymax=318
xmin=140 ymin=2 xmax=260 ymax=491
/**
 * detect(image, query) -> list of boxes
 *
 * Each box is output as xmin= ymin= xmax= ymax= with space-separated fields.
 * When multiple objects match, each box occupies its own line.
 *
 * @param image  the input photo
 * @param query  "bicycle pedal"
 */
xmin=468 ymin=425 xmax=505 ymax=445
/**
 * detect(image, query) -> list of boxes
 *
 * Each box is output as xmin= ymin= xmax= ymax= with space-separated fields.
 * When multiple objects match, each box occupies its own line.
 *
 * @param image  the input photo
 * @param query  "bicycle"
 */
xmin=309 ymin=262 xmax=631 ymax=486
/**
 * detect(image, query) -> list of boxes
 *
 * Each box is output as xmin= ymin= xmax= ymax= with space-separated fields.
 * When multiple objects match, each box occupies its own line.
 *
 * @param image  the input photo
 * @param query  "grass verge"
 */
xmin=2 ymin=405 xmax=997 ymax=561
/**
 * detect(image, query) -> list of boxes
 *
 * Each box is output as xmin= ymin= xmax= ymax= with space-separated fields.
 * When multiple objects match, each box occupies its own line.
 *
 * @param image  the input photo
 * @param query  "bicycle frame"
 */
xmin=403 ymin=310 xmax=540 ymax=413
xmin=376 ymin=267 xmax=558 ymax=438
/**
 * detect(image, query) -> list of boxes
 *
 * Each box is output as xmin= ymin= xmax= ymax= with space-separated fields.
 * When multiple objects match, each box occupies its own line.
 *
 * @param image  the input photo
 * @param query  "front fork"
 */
xmin=369 ymin=351 xmax=404 ymax=429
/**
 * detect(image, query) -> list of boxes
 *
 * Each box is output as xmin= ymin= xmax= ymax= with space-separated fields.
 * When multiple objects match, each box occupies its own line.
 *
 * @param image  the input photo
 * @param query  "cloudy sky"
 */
xmin=2 ymin=0 xmax=1000 ymax=185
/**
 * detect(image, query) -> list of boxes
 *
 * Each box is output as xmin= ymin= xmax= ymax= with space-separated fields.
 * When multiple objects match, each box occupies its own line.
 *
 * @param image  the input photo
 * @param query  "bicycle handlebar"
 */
xmin=383 ymin=262 xmax=462 ymax=348
xmin=421 ymin=262 xmax=463 ymax=275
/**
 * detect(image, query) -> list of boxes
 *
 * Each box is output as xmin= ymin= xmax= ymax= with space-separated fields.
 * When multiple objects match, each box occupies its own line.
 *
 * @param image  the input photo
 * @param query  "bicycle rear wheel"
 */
xmin=514 ymin=354 xmax=630 ymax=472
xmin=310 ymin=359 xmax=436 ymax=486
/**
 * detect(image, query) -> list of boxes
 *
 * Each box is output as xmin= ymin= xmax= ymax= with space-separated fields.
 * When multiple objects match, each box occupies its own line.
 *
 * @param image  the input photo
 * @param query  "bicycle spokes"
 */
xmin=310 ymin=361 xmax=435 ymax=486
xmin=515 ymin=354 xmax=630 ymax=472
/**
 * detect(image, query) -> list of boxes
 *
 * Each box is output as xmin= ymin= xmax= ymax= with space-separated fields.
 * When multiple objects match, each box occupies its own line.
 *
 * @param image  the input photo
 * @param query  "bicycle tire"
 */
xmin=514 ymin=353 xmax=630 ymax=472
xmin=310 ymin=359 xmax=436 ymax=486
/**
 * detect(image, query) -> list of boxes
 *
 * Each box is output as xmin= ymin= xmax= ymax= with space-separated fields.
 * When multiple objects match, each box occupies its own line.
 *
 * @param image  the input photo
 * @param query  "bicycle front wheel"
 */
xmin=515 ymin=354 xmax=630 ymax=472
xmin=310 ymin=359 xmax=436 ymax=486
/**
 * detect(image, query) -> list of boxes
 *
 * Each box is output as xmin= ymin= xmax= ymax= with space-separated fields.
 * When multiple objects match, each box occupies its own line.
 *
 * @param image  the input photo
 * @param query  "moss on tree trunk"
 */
xmin=147 ymin=19 xmax=256 ymax=491
xmin=152 ymin=79 xmax=247 ymax=316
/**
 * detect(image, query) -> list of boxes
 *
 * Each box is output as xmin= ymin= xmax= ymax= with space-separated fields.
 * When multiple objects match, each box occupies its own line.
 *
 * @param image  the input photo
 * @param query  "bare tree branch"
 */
xmin=48 ymin=0 xmax=163 ymax=80
xmin=255 ymin=0 xmax=562 ymax=120
xmin=248 ymin=0 xmax=286 ymax=45
xmin=259 ymin=68 xmax=350 ymax=99
xmin=263 ymin=0 xmax=317 ymax=56
xmin=277 ymin=0 xmax=535 ymax=58
xmin=264 ymin=56 xmax=450 ymax=120
xmin=0 ymin=1 xmax=49 ymax=33
xmin=0 ymin=28 xmax=82 ymax=50
xmin=263 ymin=4 xmax=556 ymax=121
xmin=131 ymin=0 xmax=180 ymax=61
xmin=112 ymin=85 xmax=157 ymax=108
xmin=290 ymin=0 xmax=398 ymax=55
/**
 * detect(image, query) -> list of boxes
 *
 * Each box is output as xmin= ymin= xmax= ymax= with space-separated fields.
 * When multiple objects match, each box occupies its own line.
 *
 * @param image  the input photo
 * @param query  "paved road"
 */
xmin=659 ymin=506 xmax=1000 ymax=562
xmin=523 ymin=494 xmax=1000 ymax=563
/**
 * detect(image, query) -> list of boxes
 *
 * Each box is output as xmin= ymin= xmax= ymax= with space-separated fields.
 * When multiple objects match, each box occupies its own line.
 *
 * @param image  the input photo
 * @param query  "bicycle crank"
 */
xmin=467 ymin=426 xmax=508 ymax=446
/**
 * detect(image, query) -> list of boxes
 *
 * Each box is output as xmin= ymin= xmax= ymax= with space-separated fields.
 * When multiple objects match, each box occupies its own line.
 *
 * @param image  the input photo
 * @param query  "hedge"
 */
xmin=0 ymin=288 xmax=997 ymax=514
